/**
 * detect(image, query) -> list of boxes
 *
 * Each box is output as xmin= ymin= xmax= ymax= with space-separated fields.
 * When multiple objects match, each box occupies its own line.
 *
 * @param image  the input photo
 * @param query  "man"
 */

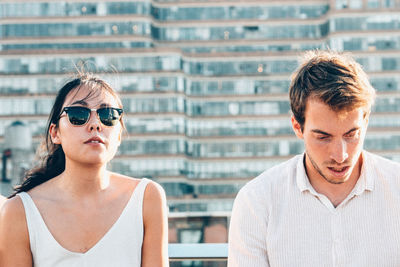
xmin=228 ymin=50 xmax=400 ymax=266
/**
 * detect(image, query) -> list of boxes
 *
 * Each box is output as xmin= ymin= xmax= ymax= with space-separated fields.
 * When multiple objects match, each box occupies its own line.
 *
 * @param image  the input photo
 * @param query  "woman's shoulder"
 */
xmin=0 ymin=196 xmax=28 ymax=236
xmin=110 ymin=172 xmax=141 ymax=190
xmin=143 ymin=180 xmax=166 ymax=200
xmin=112 ymin=173 xmax=166 ymax=205
xmin=0 ymin=195 xmax=25 ymax=219
xmin=140 ymin=179 xmax=167 ymax=224
xmin=110 ymin=173 xmax=165 ymax=197
xmin=0 ymin=195 xmax=31 ymax=266
xmin=26 ymin=173 xmax=63 ymax=197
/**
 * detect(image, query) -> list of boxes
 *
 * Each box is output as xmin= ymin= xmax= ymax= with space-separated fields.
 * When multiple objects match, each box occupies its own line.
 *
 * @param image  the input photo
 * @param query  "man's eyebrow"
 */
xmin=311 ymin=128 xmax=360 ymax=136
xmin=344 ymin=127 xmax=360 ymax=135
xmin=311 ymin=129 xmax=331 ymax=136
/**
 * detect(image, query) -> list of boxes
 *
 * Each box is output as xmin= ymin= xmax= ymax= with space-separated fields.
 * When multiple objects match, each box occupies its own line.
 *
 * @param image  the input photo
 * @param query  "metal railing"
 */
xmin=168 ymin=243 xmax=228 ymax=261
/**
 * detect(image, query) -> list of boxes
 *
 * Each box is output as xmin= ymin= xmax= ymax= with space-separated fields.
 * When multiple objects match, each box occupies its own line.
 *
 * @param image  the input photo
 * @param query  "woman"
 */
xmin=0 ymin=74 xmax=169 ymax=266
xmin=0 ymin=195 xmax=6 ymax=210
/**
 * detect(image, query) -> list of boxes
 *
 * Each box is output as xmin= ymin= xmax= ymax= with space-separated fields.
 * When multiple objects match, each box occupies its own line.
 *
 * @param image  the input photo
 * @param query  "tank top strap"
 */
xmin=111 ymin=177 xmax=151 ymax=253
xmin=17 ymin=192 xmax=48 ymax=253
xmin=129 ymin=178 xmax=151 ymax=211
xmin=137 ymin=178 xmax=151 ymax=195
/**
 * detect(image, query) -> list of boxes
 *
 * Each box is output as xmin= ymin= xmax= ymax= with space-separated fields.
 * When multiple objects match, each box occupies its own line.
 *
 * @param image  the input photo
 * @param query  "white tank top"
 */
xmin=17 ymin=178 xmax=150 ymax=267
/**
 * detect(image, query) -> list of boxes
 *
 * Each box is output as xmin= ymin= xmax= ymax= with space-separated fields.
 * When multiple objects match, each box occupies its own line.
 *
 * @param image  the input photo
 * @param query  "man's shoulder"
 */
xmin=238 ymin=155 xmax=301 ymax=198
xmin=365 ymin=151 xmax=400 ymax=173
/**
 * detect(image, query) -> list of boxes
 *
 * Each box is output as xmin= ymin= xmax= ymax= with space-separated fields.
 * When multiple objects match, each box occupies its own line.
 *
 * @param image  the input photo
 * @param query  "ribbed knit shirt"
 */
xmin=228 ymin=151 xmax=400 ymax=267
xmin=18 ymin=178 xmax=150 ymax=267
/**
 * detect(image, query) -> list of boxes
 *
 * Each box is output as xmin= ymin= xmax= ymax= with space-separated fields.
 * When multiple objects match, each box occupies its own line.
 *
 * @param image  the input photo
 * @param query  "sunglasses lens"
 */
xmin=66 ymin=107 xmax=90 ymax=125
xmin=97 ymin=108 xmax=121 ymax=126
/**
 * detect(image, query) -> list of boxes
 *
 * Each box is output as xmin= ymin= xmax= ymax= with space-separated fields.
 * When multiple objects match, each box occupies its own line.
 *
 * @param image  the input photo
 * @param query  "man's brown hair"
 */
xmin=289 ymin=50 xmax=376 ymax=130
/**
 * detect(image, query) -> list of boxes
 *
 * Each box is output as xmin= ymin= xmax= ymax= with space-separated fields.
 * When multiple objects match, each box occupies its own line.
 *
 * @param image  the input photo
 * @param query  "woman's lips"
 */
xmin=84 ymin=136 xmax=105 ymax=144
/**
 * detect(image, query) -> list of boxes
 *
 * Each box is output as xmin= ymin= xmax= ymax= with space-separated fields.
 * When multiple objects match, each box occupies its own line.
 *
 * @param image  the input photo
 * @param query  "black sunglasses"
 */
xmin=61 ymin=106 xmax=123 ymax=126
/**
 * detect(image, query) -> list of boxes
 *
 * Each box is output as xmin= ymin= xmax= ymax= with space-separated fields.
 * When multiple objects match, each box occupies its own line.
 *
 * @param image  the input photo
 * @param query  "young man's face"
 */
xmin=292 ymin=98 xmax=369 ymax=185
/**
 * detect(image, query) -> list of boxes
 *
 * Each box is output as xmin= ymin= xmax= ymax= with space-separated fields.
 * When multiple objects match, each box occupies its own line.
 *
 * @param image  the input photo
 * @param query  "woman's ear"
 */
xmin=49 ymin=123 xmax=61 ymax=144
xmin=291 ymin=116 xmax=304 ymax=139
xmin=117 ymin=127 xmax=123 ymax=147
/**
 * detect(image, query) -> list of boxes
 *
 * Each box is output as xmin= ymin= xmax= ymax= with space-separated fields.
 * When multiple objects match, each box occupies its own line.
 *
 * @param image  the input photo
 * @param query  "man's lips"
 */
xmin=327 ymin=166 xmax=349 ymax=176
xmin=328 ymin=166 xmax=348 ymax=172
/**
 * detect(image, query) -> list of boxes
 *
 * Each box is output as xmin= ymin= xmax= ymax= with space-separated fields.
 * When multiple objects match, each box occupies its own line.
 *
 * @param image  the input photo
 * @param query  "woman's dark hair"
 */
xmin=10 ymin=73 xmax=123 ymax=198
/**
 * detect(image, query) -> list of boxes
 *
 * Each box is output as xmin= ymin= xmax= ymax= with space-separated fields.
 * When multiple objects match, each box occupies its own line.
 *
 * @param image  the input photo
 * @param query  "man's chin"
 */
xmin=324 ymin=177 xmax=347 ymax=185
xmin=323 ymin=168 xmax=352 ymax=185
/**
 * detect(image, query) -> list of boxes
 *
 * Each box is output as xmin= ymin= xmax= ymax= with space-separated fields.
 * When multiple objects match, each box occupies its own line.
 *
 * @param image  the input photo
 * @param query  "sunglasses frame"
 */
xmin=60 ymin=106 xmax=123 ymax=127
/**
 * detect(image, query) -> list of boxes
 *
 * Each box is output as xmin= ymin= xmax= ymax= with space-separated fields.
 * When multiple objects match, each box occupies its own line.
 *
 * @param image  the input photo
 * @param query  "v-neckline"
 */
xmin=23 ymin=179 xmax=144 ymax=256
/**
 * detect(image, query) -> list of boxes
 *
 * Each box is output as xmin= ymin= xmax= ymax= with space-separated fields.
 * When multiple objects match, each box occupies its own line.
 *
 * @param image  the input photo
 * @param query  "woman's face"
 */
xmin=50 ymin=86 xmax=123 ymax=167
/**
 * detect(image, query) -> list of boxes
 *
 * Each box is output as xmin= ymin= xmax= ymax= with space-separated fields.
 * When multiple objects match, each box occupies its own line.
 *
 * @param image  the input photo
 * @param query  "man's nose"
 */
xmin=330 ymin=139 xmax=349 ymax=163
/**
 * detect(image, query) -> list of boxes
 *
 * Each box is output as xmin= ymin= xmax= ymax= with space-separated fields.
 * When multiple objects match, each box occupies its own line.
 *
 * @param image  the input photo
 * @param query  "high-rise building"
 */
xmin=1 ymin=0 xmax=400 ymax=244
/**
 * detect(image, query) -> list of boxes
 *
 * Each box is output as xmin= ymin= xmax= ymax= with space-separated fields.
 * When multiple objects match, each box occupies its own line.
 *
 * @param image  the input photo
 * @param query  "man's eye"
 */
xmin=345 ymin=131 xmax=358 ymax=138
xmin=317 ymin=136 xmax=329 ymax=140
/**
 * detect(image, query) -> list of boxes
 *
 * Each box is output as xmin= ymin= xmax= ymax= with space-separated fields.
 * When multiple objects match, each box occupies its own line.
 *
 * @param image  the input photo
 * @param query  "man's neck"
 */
xmin=305 ymin=155 xmax=363 ymax=208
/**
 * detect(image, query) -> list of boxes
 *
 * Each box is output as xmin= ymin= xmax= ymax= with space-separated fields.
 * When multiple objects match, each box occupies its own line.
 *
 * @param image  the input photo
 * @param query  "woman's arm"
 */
xmin=0 ymin=197 xmax=33 ymax=267
xmin=141 ymin=181 xmax=169 ymax=267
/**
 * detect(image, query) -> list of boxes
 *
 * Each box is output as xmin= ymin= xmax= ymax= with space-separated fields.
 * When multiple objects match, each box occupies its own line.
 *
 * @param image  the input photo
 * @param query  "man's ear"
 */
xmin=49 ymin=123 xmax=61 ymax=144
xmin=363 ymin=110 xmax=370 ymax=127
xmin=291 ymin=116 xmax=304 ymax=139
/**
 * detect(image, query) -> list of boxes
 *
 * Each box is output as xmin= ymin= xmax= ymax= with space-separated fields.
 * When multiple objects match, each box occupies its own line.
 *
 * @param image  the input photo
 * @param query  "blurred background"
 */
xmin=1 ymin=0 xmax=400 ymax=266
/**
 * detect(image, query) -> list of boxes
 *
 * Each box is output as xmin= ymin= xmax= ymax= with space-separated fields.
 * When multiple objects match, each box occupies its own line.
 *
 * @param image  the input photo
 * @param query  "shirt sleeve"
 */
xmin=228 ymin=186 xmax=269 ymax=267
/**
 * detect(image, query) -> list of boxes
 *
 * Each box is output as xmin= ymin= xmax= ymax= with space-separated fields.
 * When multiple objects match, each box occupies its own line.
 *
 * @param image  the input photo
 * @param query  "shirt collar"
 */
xmin=296 ymin=150 xmax=375 ymax=194
xmin=296 ymin=153 xmax=312 ymax=193
xmin=356 ymin=150 xmax=375 ymax=193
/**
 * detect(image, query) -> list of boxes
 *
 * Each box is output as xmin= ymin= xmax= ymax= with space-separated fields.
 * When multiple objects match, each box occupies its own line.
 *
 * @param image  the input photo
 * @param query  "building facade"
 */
xmin=2 ymin=0 xmax=400 ymax=247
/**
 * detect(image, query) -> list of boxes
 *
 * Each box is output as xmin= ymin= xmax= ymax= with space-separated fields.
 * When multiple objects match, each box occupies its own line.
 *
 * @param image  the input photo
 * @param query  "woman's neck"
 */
xmin=56 ymin=161 xmax=111 ymax=197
